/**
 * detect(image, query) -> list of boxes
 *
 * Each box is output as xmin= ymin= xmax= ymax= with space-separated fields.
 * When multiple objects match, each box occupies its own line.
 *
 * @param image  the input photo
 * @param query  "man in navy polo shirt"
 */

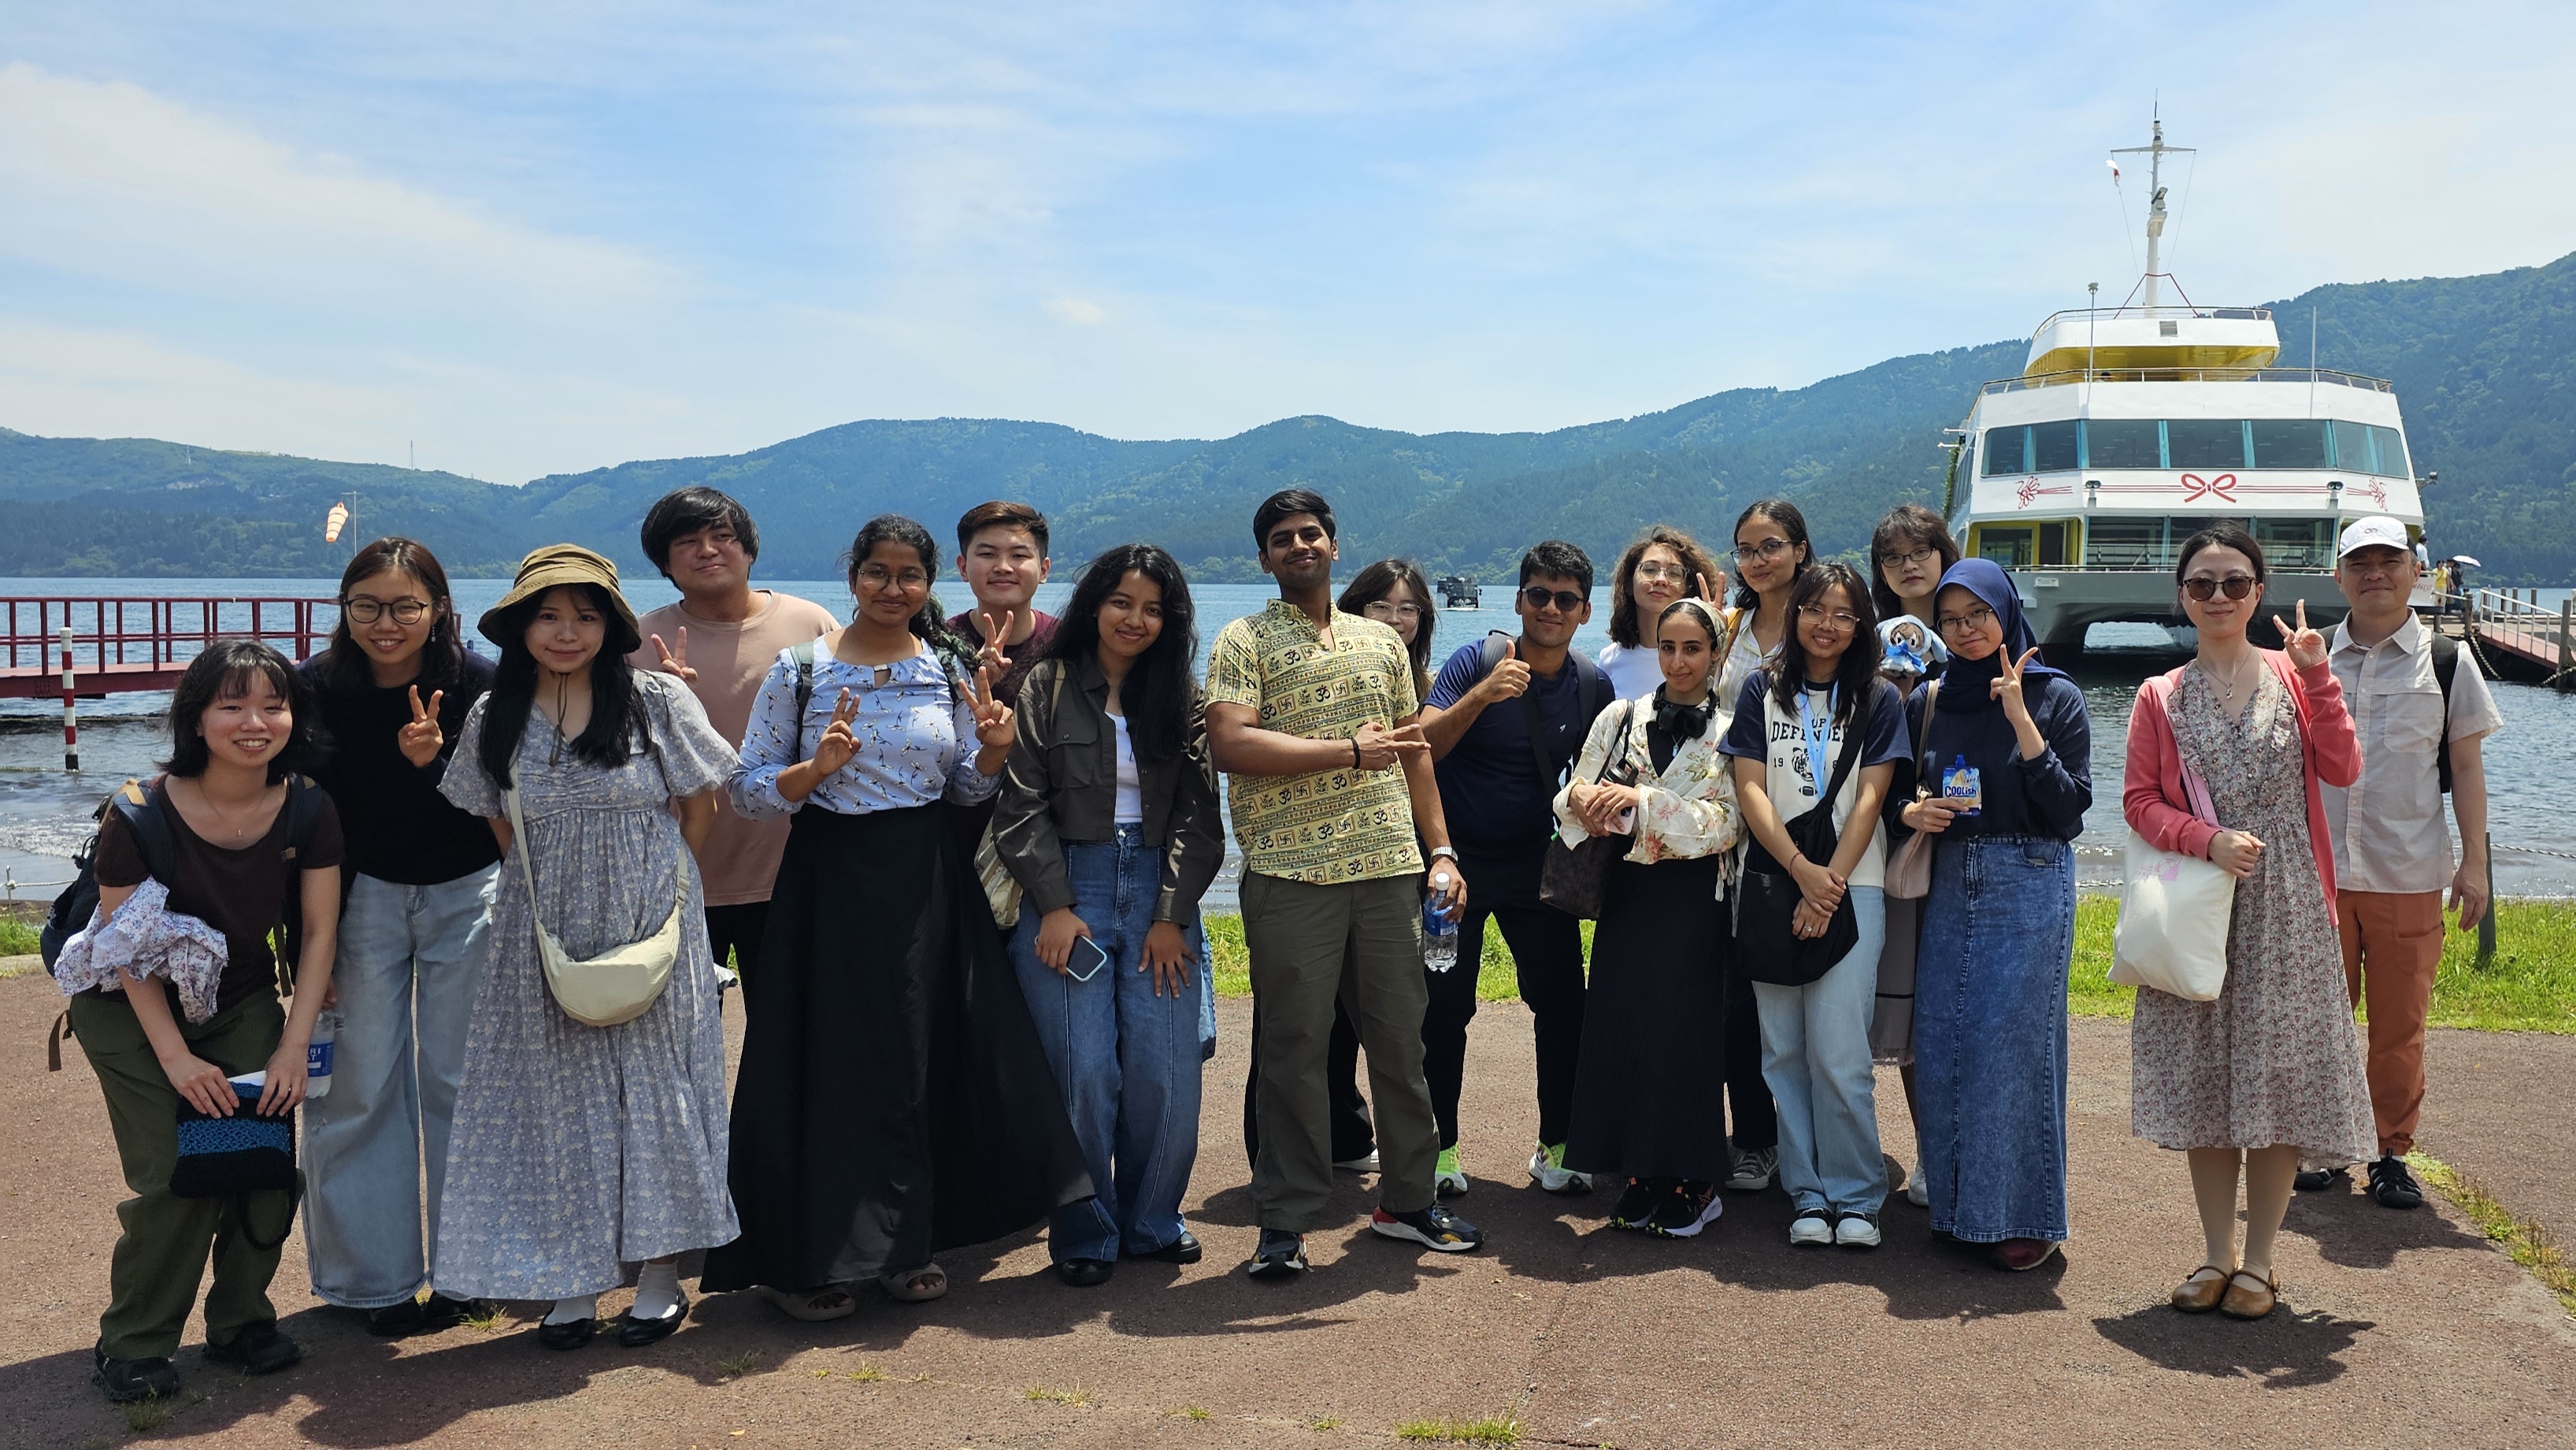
xmin=1419 ymin=540 xmax=1610 ymax=1196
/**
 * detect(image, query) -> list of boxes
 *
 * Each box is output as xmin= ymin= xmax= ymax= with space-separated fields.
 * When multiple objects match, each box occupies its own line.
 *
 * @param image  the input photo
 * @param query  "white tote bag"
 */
xmin=2110 ymin=690 xmax=2234 ymax=1002
xmin=506 ymin=784 xmax=684 ymax=1028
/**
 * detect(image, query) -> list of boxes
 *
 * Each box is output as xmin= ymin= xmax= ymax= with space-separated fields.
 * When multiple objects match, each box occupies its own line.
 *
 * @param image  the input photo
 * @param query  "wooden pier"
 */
xmin=2436 ymin=588 xmax=2574 ymax=690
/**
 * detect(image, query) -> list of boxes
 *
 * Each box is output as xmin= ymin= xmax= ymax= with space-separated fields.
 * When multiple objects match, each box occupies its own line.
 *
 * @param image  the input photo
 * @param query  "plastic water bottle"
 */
xmin=1941 ymin=754 xmax=1983 ymax=818
xmin=1423 ymin=870 xmax=1459 ymax=973
xmin=305 ymin=1009 xmax=339 ymax=1100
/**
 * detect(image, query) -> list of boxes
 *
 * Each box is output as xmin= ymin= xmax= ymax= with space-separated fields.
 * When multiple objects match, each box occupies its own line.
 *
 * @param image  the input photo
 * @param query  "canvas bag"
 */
xmin=2110 ymin=676 xmax=2236 ymax=1002
xmin=505 ymin=784 xmax=684 ymax=1027
xmin=1538 ymin=701 xmax=1639 ymax=920
xmin=1882 ymin=680 xmax=1940 ymax=901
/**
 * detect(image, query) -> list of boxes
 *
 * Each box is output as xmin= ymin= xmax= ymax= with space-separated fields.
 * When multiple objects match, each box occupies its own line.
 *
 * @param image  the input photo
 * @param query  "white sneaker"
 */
xmin=1905 ymin=1166 xmax=1929 ymax=1208
xmin=1332 ymin=1151 xmax=1381 ymax=1173
xmin=1527 ymin=1143 xmax=1593 ymax=1194
xmin=1788 ymin=1213 xmax=1834 ymax=1248
xmin=1833 ymin=1212 xmax=1882 ymax=1249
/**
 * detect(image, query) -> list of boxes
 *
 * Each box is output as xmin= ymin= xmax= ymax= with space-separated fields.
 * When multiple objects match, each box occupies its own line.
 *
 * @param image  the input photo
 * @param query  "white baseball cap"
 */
xmin=2337 ymin=516 xmax=2411 ymax=559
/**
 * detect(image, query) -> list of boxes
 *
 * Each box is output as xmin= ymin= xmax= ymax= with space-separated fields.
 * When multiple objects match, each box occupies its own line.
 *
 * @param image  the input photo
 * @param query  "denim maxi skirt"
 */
xmin=1911 ymin=835 xmax=2074 ymax=1244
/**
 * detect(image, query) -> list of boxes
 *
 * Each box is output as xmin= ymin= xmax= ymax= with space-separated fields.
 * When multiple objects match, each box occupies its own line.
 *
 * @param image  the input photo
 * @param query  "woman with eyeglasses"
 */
xmin=705 ymin=515 xmax=1090 ymax=1318
xmin=2124 ymin=522 xmax=2370 ymax=1321
xmin=1345 ymin=558 xmax=1440 ymax=701
xmin=1722 ymin=563 xmax=1909 ymax=1249
xmin=1597 ymin=526 xmax=1725 ymax=700
xmin=297 ymin=537 xmax=502 ymax=1336
xmin=1900 ymin=558 xmax=2092 ymax=1272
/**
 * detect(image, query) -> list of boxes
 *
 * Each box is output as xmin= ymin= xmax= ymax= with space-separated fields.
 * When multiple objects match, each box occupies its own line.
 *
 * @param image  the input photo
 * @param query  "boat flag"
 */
xmin=324 ymin=500 xmax=350 ymax=543
xmin=2106 ymin=158 xmax=2121 ymax=183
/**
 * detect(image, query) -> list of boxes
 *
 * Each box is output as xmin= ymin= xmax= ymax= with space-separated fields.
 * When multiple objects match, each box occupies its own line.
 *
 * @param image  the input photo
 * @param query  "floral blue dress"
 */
xmin=434 ymin=670 xmax=740 ymax=1300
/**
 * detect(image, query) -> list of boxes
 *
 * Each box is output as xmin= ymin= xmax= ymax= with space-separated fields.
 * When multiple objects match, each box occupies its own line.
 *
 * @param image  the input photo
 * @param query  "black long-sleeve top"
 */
xmin=299 ymin=650 xmax=503 ymax=886
xmin=1890 ymin=669 xmax=2093 ymax=843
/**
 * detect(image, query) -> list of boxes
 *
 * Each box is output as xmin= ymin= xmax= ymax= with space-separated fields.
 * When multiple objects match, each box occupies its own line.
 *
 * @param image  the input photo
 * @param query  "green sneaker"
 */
xmin=1528 ymin=1141 xmax=1594 ymax=1194
xmin=1435 ymin=1145 xmax=1470 ymax=1198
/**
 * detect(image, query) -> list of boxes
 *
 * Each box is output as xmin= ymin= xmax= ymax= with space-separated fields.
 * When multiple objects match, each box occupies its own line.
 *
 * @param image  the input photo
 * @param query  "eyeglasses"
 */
xmin=1364 ymin=600 xmax=1426 ymax=621
xmin=1732 ymin=538 xmax=1794 ymax=565
xmin=857 ymin=565 xmax=931 ymax=591
xmin=1634 ymin=562 xmax=1691 ymax=582
xmin=1796 ymin=604 xmax=1861 ymax=631
xmin=1887 ymin=546 xmax=1940 ymax=569
xmin=2182 ymin=575 xmax=2259 ymax=602
xmin=1522 ymin=586 xmax=1585 ymax=612
xmin=342 ymin=598 xmax=432 ymax=625
xmin=1937 ymin=605 xmax=1997 ymax=636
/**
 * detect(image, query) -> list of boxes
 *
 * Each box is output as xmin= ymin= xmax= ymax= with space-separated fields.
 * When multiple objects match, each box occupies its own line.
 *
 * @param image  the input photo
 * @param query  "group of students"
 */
xmin=57 ymin=478 xmax=2496 ymax=1403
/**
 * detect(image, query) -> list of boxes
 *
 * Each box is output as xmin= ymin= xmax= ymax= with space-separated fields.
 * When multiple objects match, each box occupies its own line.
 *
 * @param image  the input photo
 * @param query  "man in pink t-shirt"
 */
xmin=629 ymin=487 xmax=837 ymax=996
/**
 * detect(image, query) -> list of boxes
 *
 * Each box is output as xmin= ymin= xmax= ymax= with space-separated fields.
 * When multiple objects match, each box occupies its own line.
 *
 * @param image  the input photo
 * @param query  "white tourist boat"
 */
xmin=1942 ymin=117 xmax=2430 ymax=661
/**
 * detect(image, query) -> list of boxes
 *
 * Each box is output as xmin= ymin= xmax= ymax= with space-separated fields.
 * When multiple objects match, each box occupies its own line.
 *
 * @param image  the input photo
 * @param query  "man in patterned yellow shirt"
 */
xmin=1206 ymin=488 xmax=1488 ymax=1278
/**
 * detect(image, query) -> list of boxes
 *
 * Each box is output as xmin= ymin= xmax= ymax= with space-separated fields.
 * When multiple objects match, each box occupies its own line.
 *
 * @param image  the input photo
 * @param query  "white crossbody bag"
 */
xmin=505 ymin=784 xmax=684 ymax=1027
xmin=2110 ymin=680 xmax=2236 ymax=1003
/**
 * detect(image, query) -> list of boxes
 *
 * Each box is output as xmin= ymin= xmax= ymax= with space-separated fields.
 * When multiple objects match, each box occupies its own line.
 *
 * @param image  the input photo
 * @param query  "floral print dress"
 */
xmin=2130 ymin=664 xmax=2374 ymax=1161
xmin=435 ymin=670 xmax=742 ymax=1300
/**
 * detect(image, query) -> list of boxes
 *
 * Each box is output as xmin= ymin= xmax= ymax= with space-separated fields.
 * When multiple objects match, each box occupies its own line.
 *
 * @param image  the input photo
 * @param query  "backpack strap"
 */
xmin=790 ymin=640 xmax=817 ymax=721
xmin=2429 ymin=632 xmax=2459 ymax=794
xmin=108 ymin=778 xmax=180 ymax=889
xmin=1475 ymin=633 xmax=1596 ymax=790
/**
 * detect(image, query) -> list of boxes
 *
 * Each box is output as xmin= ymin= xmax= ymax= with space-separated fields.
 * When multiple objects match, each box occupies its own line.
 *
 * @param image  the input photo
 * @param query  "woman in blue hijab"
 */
xmin=1896 ymin=558 xmax=2092 ymax=1270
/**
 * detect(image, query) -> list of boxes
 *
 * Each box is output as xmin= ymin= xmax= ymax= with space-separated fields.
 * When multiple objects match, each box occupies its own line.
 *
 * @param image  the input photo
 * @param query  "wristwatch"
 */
xmin=1428 ymin=846 xmax=1459 ymax=864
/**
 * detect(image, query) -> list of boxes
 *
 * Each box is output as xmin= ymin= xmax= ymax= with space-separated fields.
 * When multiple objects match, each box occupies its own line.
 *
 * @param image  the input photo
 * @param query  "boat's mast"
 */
xmin=2112 ymin=110 xmax=2193 ymax=312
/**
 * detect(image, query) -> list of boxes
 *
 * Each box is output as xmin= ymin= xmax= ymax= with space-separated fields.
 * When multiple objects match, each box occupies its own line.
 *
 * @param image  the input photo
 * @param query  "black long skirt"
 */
xmin=701 ymin=802 xmax=1092 ymax=1291
xmin=1562 ymin=853 xmax=1733 ymax=1182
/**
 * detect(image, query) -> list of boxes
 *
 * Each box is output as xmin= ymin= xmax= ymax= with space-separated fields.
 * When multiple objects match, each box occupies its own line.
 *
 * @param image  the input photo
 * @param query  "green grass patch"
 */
xmin=0 ymin=918 xmax=40 ymax=959
xmin=2070 ymin=895 xmax=2576 ymax=1033
xmin=2408 ymin=1151 xmax=2576 ymax=1317
xmin=1395 ymin=1415 xmax=1523 ymax=1444
xmin=1206 ymin=914 xmax=1585 ymax=1005
xmin=1024 ymin=1385 xmax=1094 ymax=1407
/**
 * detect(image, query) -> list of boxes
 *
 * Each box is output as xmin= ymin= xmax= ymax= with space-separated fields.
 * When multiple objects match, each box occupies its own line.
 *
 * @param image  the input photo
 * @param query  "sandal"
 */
xmin=755 ymin=1285 xmax=858 ymax=1322
xmin=879 ymin=1263 xmax=948 ymax=1304
xmin=2170 ymin=1263 xmax=2233 ymax=1314
xmin=2218 ymin=1268 xmax=2278 ymax=1320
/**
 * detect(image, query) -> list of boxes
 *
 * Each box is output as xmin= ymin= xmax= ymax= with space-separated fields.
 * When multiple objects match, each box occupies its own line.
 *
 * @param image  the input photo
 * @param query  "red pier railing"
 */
xmin=0 ymin=596 xmax=336 ymax=702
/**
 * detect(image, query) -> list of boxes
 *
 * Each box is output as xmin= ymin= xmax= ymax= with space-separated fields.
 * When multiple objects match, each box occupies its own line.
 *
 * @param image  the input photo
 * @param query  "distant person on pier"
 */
xmin=631 ymin=488 xmax=837 ymax=1000
xmin=2300 ymin=517 xmax=2500 ymax=1211
xmin=1596 ymin=525 xmax=1725 ymax=700
xmin=947 ymin=502 xmax=1061 ymax=860
xmin=1418 ymin=540 xmax=1610 ymax=1197
xmin=1209 ymin=489 xmax=1485 ymax=1278
xmin=298 ymin=538 xmax=502 ymax=1337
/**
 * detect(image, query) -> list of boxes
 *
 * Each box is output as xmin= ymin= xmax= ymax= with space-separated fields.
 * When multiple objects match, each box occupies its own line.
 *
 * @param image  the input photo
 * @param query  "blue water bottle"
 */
xmin=1422 ymin=869 xmax=1459 ymax=973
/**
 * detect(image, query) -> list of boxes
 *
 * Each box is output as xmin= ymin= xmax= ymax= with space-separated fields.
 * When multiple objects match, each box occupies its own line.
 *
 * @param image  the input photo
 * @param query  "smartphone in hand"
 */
xmin=1067 ymin=935 xmax=1112 ymax=982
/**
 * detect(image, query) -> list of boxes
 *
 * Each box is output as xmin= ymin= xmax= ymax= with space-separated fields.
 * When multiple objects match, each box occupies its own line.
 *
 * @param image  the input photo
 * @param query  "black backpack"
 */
xmin=2430 ymin=632 xmax=2461 ymax=795
xmin=1470 ymin=632 xmax=1610 ymax=790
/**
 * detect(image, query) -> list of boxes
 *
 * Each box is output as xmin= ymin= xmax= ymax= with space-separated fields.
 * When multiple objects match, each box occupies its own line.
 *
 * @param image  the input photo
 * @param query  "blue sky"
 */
xmin=3 ymin=2 xmax=2572 ymax=485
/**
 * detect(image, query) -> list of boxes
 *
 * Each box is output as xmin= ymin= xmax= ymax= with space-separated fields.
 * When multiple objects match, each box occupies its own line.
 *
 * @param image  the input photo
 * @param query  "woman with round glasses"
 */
xmin=1899 ymin=558 xmax=2092 ymax=1272
xmin=2124 ymin=522 xmax=2369 ymax=1320
xmin=706 ymin=514 xmax=1089 ymax=1317
xmin=1597 ymin=526 xmax=1724 ymax=700
xmin=298 ymin=537 xmax=502 ymax=1334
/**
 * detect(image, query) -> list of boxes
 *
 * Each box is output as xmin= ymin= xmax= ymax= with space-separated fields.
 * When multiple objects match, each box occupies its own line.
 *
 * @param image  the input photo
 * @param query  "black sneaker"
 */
xmin=413 ymin=1293 xmax=492 ymax=1333
xmin=2293 ymin=1165 xmax=2352 ymax=1193
xmin=1607 ymin=1178 xmax=1662 ymax=1230
xmin=1141 ymin=1229 xmax=1203 ymax=1264
xmin=1247 ymin=1228 xmax=1308 ymax=1280
xmin=1644 ymin=1181 xmax=1723 ymax=1240
xmin=203 ymin=1322 xmax=302 ymax=1375
xmin=92 ymin=1348 xmax=179 ymax=1404
xmin=2367 ymin=1155 xmax=2424 ymax=1211
xmin=1370 ymin=1203 xmax=1485 ymax=1253
xmin=362 ymin=1299 xmax=424 ymax=1337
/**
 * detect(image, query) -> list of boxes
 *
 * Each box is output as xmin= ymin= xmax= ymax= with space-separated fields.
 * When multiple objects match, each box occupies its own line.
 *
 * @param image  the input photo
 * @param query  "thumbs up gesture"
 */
xmin=1479 ymin=638 xmax=1533 ymax=703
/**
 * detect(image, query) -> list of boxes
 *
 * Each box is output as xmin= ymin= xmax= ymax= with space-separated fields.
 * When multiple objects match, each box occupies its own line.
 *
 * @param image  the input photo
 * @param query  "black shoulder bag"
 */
xmin=1734 ymin=703 xmax=1867 ymax=986
xmin=1538 ymin=701 xmax=1637 ymax=920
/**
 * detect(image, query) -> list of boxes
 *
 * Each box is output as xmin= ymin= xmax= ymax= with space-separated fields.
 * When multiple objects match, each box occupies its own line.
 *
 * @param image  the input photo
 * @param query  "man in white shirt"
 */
xmin=2307 ymin=517 xmax=2502 ymax=1210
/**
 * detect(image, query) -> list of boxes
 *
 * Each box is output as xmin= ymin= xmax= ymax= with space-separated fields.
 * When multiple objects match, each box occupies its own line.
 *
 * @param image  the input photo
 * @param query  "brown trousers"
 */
xmin=2336 ymin=889 xmax=2447 ymax=1158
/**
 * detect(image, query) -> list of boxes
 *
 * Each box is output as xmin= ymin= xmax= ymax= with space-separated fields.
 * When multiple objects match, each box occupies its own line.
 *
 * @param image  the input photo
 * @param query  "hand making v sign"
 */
xmin=650 ymin=625 xmax=698 ymax=683
xmin=2273 ymin=598 xmax=2329 ymax=670
xmin=398 ymin=684 xmax=447 ymax=769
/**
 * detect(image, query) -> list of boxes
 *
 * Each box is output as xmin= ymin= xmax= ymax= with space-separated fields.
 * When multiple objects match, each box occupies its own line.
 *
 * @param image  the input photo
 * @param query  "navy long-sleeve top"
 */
xmin=1896 ymin=671 xmax=2093 ymax=841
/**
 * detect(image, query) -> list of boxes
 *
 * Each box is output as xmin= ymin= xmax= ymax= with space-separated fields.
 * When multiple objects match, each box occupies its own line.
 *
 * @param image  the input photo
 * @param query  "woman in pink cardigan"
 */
xmin=2122 ymin=521 xmax=2374 ymax=1322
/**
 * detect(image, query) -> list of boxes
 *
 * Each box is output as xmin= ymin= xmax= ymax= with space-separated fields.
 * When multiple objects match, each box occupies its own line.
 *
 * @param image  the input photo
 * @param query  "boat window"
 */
xmin=1977 ymin=525 xmax=2034 ymax=567
xmin=1981 ymin=426 xmax=2029 ymax=476
xmin=2249 ymin=419 xmax=2329 ymax=469
xmin=2031 ymin=421 xmax=2080 ymax=473
xmin=2085 ymin=517 xmax=2163 ymax=569
xmin=2084 ymin=419 xmax=2161 ymax=469
xmin=2331 ymin=420 xmax=2368 ymax=474
xmin=2166 ymin=418 xmax=2248 ymax=469
xmin=2254 ymin=517 xmax=2335 ymax=571
xmin=2367 ymin=425 xmax=2409 ymax=479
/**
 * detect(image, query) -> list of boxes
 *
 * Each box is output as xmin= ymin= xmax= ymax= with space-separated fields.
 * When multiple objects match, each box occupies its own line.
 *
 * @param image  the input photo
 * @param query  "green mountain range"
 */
xmin=6 ymin=251 xmax=2573 ymax=584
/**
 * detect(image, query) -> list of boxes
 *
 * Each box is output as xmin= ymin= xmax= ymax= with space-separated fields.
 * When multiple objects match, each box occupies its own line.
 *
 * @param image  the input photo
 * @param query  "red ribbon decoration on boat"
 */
xmin=2180 ymin=473 xmax=2238 ymax=502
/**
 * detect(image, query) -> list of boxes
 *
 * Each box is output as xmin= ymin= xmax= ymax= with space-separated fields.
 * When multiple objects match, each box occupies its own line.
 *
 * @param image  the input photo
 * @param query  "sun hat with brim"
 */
xmin=479 ymin=543 xmax=643 ymax=656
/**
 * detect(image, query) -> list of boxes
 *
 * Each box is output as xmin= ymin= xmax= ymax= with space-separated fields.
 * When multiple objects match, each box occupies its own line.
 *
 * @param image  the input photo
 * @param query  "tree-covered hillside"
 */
xmin=5 ymin=251 xmax=2571 ymax=583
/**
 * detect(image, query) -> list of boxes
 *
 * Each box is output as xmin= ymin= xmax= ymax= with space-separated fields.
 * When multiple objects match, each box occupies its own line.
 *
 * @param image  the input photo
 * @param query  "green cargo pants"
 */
xmin=69 ymin=989 xmax=291 ymax=1362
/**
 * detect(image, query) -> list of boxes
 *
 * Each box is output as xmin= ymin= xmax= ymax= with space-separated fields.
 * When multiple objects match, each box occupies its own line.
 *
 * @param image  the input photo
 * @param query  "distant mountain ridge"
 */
xmin=6 ymin=250 xmax=2573 ymax=583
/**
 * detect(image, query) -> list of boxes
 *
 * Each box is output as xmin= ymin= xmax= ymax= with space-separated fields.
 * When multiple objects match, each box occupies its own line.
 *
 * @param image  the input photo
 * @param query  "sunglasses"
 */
xmin=1522 ymin=586 xmax=1585 ymax=612
xmin=2182 ymin=575 xmax=2259 ymax=602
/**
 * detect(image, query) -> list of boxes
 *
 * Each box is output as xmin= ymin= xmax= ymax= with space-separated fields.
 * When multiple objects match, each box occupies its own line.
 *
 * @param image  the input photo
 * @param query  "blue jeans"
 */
xmin=1913 ymin=836 xmax=2074 ymax=1244
xmin=1007 ymin=826 xmax=1206 ymax=1263
xmin=1753 ymin=886 xmax=1888 ymax=1217
xmin=302 ymin=867 xmax=499 ymax=1307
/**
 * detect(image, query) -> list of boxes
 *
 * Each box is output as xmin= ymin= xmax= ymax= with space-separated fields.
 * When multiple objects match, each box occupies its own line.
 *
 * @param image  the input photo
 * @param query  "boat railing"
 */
xmin=1981 ymin=365 xmax=2396 ymax=395
xmin=2029 ymin=305 xmax=2273 ymax=331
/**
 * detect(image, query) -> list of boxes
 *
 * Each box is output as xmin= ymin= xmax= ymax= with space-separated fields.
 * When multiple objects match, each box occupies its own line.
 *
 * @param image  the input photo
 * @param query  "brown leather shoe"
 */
xmin=2218 ymin=1268 xmax=2278 ymax=1320
xmin=1990 ymin=1238 xmax=2061 ymax=1272
xmin=2170 ymin=1264 xmax=2232 ymax=1313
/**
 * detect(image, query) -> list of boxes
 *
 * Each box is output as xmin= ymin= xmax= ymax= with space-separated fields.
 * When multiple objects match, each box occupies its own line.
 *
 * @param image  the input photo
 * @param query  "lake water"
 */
xmin=6 ymin=577 xmax=2573 ymax=909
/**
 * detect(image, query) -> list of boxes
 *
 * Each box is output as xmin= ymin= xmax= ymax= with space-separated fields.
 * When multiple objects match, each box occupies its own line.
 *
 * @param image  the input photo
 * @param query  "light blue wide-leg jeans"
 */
xmin=1755 ymin=886 xmax=1889 ymax=1217
xmin=302 ymin=867 xmax=498 ymax=1307
xmin=1008 ymin=825 xmax=1206 ymax=1263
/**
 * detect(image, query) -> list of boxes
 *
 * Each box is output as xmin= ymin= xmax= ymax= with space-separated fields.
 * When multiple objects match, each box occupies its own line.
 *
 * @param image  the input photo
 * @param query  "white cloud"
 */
xmin=1044 ymin=297 xmax=1107 ymax=324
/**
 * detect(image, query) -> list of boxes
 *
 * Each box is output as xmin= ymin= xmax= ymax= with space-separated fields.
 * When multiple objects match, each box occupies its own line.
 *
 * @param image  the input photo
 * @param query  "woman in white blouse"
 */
xmin=701 ymin=514 xmax=1090 ymax=1318
xmin=1555 ymin=597 xmax=1744 ymax=1240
